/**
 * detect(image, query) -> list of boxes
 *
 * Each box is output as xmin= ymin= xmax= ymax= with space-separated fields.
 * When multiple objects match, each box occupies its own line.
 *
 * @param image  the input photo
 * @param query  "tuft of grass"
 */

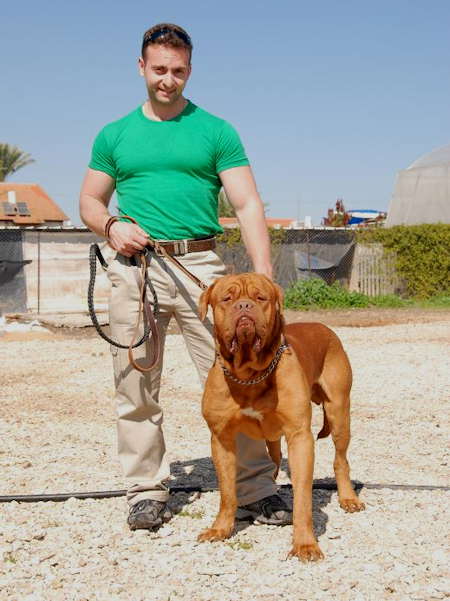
xmin=178 ymin=509 xmax=205 ymax=519
xmin=3 ymin=552 xmax=17 ymax=563
xmin=225 ymin=540 xmax=253 ymax=551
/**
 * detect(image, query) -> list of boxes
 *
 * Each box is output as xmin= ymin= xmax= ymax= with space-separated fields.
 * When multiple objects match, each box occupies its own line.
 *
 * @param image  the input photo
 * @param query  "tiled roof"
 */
xmin=0 ymin=183 xmax=68 ymax=225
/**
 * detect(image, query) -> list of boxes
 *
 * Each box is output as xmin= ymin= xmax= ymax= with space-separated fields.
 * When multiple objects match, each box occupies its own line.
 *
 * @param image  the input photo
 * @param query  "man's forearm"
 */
xmin=235 ymin=200 xmax=272 ymax=279
xmin=219 ymin=166 xmax=272 ymax=278
xmin=79 ymin=194 xmax=112 ymax=238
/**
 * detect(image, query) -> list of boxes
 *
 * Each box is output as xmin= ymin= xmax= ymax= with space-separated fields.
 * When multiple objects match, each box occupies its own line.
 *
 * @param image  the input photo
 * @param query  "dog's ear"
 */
xmin=198 ymin=284 xmax=213 ymax=321
xmin=273 ymin=282 xmax=284 ymax=315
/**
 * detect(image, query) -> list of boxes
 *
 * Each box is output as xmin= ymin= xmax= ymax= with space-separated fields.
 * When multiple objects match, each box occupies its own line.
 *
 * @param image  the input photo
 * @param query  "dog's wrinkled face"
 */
xmin=199 ymin=274 xmax=284 ymax=356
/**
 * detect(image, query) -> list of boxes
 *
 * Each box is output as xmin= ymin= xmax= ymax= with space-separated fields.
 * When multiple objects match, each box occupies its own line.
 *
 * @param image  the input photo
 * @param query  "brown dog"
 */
xmin=197 ymin=273 xmax=365 ymax=561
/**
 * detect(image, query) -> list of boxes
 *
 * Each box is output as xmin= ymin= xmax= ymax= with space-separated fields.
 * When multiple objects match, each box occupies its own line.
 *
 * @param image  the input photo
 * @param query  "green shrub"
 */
xmin=356 ymin=224 xmax=450 ymax=298
xmin=284 ymin=279 xmax=370 ymax=309
xmin=416 ymin=295 xmax=450 ymax=308
xmin=368 ymin=294 xmax=410 ymax=308
xmin=284 ymin=279 xmax=450 ymax=310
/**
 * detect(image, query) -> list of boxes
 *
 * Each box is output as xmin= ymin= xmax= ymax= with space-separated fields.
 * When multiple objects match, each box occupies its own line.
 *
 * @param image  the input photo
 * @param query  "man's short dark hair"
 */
xmin=142 ymin=23 xmax=193 ymax=63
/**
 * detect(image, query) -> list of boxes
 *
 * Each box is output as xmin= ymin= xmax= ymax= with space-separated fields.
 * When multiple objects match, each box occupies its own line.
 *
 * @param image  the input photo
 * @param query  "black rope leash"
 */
xmin=87 ymin=243 xmax=159 ymax=349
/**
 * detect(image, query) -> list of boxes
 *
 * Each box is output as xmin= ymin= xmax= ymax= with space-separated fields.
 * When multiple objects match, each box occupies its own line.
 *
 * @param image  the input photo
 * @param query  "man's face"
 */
xmin=139 ymin=44 xmax=191 ymax=106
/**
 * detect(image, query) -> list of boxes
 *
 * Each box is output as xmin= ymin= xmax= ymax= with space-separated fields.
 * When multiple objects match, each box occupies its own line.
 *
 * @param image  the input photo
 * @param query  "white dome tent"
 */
xmin=386 ymin=144 xmax=450 ymax=226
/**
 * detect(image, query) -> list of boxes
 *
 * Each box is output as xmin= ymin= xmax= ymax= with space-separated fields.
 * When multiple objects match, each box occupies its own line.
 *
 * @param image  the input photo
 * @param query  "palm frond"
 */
xmin=0 ymin=144 xmax=35 ymax=181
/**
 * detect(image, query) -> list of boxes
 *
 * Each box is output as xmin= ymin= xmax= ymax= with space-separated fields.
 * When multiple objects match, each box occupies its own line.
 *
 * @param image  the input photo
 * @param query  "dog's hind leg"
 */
xmin=319 ymin=349 xmax=365 ymax=513
xmin=321 ymin=391 xmax=365 ymax=512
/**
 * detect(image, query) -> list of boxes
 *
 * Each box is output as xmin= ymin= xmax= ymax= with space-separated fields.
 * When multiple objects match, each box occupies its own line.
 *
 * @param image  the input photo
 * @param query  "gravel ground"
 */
xmin=1 ymin=313 xmax=449 ymax=601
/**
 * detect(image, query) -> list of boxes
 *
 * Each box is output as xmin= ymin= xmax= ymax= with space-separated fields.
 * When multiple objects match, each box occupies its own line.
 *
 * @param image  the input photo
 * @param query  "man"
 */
xmin=79 ymin=23 xmax=291 ymax=530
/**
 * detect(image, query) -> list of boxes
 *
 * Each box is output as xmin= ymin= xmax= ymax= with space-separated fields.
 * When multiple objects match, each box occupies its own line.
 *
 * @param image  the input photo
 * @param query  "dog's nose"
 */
xmin=234 ymin=299 xmax=254 ymax=312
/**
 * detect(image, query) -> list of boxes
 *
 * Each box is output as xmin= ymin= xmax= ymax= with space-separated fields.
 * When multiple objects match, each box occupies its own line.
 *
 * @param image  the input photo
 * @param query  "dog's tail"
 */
xmin=317 ymin=404 xmax=331 ymax=440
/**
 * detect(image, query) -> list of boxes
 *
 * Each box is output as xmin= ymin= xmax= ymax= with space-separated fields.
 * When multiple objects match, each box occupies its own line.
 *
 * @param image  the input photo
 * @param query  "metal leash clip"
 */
xmin=140 ymin=246 xmax=151 ymax=260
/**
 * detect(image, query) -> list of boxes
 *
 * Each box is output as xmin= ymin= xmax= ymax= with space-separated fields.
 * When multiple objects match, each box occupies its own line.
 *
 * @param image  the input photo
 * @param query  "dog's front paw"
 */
xmin=287 ymin=542 xmax=324 ymax=562
xmin=340 ymin=498 xmax=365 ymax=513
xmin=197 ymin=527 xmax=233 ymax=542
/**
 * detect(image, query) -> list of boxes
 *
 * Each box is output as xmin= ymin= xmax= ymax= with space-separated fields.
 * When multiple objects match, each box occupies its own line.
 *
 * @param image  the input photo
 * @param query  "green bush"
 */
xmin=284 ymin=279 xmax=370 ymax=309
xmin=284 ymin=279 xmax=450 ymax=310
xmin=417 ymin=294 xmax=450 ymax=308
xmin=356 ymin=224 xmax=450 ymax=298
xmin=367 ymin=294 xmax=410 ymax=308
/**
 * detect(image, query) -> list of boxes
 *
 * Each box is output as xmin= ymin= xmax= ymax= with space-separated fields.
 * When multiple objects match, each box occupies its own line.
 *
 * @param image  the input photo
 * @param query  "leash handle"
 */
xmin=120 ymin=215 xmax=138 ymax=225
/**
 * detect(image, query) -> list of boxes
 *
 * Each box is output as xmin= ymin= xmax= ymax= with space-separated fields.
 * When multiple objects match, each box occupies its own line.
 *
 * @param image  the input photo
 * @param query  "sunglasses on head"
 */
xmin=144 ymin=27 xmax=192 ymax=48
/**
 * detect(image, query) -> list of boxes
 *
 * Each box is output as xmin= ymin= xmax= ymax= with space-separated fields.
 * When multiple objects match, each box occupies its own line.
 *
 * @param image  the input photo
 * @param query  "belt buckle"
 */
xmin=173 ymin=239 xmax=189 ymax=256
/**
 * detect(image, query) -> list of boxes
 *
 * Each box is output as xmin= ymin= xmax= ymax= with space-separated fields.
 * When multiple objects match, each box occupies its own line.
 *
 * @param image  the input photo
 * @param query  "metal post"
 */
xmin=37 ymin=231 xmax=41 ymax=315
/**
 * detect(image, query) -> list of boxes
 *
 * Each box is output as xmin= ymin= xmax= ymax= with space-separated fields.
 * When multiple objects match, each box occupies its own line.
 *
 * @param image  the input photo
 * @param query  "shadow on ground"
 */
xmin=170 ymin=456 xmax=333 ymax=538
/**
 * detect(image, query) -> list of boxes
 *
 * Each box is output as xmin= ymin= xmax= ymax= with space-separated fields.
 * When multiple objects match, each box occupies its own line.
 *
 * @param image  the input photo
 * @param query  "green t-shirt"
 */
xmin=89 ymin=101 xmax=249 ymax=240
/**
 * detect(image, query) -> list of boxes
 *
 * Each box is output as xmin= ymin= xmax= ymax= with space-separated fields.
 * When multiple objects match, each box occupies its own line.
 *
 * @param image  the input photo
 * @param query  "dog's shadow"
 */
xmin=169 ymin=456 xmax=333 ymax=538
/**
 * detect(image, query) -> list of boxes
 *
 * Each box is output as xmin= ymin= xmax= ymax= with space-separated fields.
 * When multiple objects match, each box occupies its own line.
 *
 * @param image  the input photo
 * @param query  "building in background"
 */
xmin=387 ymin=144 xmax=450 ymax=226
xmin=0 ymin=183 xmax=68 ymax=227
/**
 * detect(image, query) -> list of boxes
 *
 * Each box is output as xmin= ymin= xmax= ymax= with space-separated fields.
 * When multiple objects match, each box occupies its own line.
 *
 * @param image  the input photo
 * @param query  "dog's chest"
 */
xmin=234 ymin=390 xmax=277 ymax=425
xmin=237 ymin=403 xmax=283 ymax=440
xmin=240 ymin=406 xmax=264 ymax=421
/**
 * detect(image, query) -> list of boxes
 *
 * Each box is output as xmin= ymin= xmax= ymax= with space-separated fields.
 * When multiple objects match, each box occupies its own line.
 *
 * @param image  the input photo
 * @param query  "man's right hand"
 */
xmin=108 ymin=221 xmax=150 ymax=257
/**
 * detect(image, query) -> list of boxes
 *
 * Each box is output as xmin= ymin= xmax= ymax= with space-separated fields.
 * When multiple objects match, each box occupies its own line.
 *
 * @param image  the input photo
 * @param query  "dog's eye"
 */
xmin=257 ymin=296 xmax=268 ymax=302
xmin=221 ymin=296 xmax=232 ymax=302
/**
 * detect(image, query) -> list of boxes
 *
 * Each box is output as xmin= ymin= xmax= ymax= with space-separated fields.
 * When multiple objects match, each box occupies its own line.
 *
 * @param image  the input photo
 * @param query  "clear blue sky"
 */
xmin=2 ymin=0 xmax=449 ymax=225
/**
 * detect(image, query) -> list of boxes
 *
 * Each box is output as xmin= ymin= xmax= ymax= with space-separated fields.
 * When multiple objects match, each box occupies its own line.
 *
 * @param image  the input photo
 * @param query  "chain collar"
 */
xmin=217 ymin=343 xmax=289 ymax=386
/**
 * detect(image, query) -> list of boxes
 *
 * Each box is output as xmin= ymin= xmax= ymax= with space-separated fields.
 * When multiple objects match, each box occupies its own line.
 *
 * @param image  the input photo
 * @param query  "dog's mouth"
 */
xmin=229 ymin=315 xmax=262 ymax=354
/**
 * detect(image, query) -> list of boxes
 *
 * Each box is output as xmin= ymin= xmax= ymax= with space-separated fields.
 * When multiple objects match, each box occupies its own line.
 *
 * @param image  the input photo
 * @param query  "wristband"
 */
xmin=104 ymin=216 xmax=119 ymax=239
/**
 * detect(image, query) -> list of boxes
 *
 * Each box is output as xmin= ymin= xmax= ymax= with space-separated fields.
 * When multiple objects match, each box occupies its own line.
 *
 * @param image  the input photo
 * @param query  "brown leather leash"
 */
xmin=147 ymin=237 xmax=209 ymax=292
xmin=106 ymin=215 xmax=209 ymax=373
xmin=127 ymin=250 xmax=161 ymax=373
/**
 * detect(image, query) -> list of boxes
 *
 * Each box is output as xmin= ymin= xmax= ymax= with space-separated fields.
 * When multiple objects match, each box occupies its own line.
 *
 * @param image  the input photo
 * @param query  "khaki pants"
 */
xmin=107 ymin=249 xmax=277 ymax=506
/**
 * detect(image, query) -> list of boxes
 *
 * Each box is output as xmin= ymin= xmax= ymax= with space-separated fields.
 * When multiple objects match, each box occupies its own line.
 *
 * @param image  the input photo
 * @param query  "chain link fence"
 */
xmin=218 ymin=228 xmax=356 ymax=289
xmin=0 ymin=227 xmax=402 ymax=315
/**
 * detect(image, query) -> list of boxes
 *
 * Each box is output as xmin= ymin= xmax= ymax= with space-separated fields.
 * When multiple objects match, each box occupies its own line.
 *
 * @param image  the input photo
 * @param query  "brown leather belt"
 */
xmin=150 ymin=236 xmax=216 ymax=256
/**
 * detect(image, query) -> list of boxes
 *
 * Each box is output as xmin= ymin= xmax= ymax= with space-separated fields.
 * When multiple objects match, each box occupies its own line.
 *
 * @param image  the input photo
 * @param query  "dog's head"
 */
xmin=199 ymin=273 xmax=284 ymax=358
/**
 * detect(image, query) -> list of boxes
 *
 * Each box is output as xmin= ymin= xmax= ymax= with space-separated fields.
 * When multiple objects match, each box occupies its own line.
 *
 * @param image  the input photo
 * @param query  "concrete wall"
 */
xmin=22 ymin=231 xmax=114 ymax=314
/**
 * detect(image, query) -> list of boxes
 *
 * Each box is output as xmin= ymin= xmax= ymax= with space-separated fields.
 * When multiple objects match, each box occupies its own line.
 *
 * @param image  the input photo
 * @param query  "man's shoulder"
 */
xmin=188 ymin=102 xmax=231 ymax=131
xmin=96 ymin=107 xmax=141 ymax=141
